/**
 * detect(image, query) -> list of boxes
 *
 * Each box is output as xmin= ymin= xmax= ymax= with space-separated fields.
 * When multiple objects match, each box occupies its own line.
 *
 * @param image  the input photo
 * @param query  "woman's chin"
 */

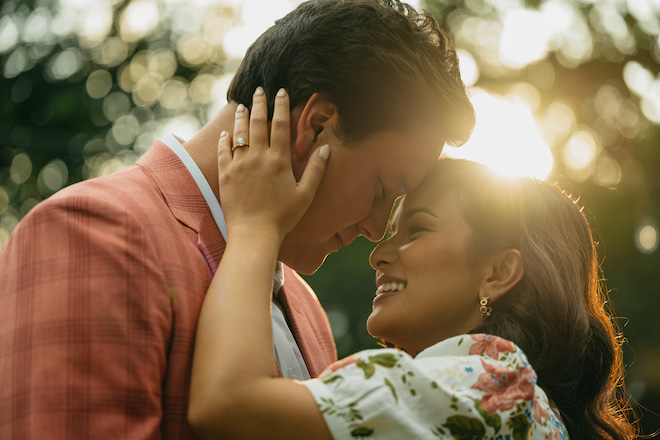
xmin=366 ymin=313 xmax=394 ymax=345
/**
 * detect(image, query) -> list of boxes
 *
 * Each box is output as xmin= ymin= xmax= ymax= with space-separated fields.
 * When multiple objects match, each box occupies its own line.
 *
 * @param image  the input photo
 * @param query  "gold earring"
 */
xmin=480 ymin=297 xmax=492 ymax=319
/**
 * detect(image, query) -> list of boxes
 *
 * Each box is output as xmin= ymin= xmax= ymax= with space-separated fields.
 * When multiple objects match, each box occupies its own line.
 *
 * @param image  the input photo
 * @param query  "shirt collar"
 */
xmin=160 ymin=133 xmax=228 ymax=241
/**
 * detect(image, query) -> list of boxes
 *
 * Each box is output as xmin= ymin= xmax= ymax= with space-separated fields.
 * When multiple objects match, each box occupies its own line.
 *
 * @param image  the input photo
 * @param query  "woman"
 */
xmin=188 ymin=88 xmax=636 ymax=439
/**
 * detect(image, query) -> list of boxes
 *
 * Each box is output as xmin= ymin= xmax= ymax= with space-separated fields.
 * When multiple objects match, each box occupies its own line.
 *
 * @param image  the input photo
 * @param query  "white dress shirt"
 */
xmin=161 ymin=134 xmax=311 ymax=380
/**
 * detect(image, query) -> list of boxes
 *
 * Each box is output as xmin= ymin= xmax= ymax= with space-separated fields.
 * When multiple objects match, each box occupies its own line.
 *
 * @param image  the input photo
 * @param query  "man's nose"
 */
xmin=358 ymin=202 xmax=391 ymax=242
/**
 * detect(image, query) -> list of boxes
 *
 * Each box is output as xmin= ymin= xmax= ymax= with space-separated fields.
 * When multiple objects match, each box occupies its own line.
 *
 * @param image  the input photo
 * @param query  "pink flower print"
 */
xmin=469 ymin=334 xmax=516 ymax=359
xmin=545 ymin=428 xmax=561 ymax=439
xmin=471 ymin=359 xmax=536 ymax=413
xmin=534 ymin=395 xmax=550 ymax=424
xmin=324 ymin=355 xmax=359 ymax=374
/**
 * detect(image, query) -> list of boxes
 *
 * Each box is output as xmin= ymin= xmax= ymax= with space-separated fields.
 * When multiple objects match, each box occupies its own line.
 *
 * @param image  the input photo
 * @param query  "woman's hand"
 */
xmin=190 ymin=86 xmax=333 ymax=440
xmin=217 ymin=86 xmax=329 ymax=243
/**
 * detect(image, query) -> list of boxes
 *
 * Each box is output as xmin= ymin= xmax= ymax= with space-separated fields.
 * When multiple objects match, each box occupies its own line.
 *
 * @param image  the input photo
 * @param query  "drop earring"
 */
xmin=479 ymin=297 xmax=492 ymax=319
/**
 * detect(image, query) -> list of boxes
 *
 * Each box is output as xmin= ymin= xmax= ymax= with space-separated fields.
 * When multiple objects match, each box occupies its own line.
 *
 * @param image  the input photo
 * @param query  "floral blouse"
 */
xmin=303 ymin=334 xmax=569 ymax=439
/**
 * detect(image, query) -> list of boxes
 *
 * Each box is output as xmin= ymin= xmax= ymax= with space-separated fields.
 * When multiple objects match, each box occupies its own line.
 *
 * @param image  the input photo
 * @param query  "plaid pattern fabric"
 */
xmin=0 ymin=141 xmax=337 ymax=439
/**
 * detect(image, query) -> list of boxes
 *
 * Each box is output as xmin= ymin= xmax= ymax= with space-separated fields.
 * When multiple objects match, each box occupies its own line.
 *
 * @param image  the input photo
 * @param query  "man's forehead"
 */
xmin=396 ymin=138 xmax=444 ymax=194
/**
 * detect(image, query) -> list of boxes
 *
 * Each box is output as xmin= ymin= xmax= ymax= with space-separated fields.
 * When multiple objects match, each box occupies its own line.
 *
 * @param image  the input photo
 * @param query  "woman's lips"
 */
xmin=375 ymin=282 xmax=406 ymax=295
xmin=373 ymin=281 xmax=406 ymax=305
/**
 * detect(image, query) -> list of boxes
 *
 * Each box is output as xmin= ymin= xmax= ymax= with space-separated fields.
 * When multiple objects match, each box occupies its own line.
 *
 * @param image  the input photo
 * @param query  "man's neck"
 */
xmin=182 ymin=101 xmax=239 ymax=201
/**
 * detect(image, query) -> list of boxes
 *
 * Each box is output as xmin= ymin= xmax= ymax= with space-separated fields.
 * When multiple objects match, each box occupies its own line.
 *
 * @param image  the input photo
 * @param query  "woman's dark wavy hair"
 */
xmin=425 ymin=159 xmax=636 ymax=440
xmin=227 ymin=0 xmax=475 ymax=146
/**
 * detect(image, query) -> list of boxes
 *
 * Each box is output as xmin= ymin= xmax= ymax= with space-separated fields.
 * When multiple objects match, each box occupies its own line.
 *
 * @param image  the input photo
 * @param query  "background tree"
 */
xmin=0 ymin=0 xmax=657 ymax=434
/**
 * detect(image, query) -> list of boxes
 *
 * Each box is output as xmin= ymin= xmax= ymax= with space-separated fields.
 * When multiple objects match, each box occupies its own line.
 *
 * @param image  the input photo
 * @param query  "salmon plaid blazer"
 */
xmin=0 ymin=141 xmax=337 ymax=439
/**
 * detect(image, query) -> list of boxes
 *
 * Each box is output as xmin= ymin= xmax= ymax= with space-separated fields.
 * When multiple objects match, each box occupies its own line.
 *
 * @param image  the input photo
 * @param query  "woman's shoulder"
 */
xmin=314 ymin=333 xmax=534 ymax=386
xmin=418 ymin=333 xmax=526 ymax=362
xmin=307 ymin=334 xmax=568 ymax=439
xmin=418 ymin=334 xmax=568 ymax=439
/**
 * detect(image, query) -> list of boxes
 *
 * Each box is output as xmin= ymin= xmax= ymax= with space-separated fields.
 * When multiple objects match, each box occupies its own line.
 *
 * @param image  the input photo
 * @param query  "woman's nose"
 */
xmin=369 ymin=237 xmax=396 ymax=270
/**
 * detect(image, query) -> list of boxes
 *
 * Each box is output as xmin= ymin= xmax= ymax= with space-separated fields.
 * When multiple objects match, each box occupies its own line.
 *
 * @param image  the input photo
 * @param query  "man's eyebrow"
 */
xmin=402 ymin=207 xmax=438 ymax=221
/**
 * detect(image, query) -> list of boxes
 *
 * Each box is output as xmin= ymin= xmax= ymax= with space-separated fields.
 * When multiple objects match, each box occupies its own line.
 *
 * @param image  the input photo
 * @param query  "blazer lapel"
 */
xmin=279 ymin=266 xmax=337 ymax=377
xmin=137 ymin=141 xmax=225 ymax=272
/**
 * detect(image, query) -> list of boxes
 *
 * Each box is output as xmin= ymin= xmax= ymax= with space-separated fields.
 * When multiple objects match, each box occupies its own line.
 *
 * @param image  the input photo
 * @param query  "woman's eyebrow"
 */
xmin=402 ymin=207 xmax=438 ymax=221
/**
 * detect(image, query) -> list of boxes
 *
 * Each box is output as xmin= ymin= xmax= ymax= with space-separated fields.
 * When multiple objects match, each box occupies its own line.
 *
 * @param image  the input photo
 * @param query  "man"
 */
xmin=0 ymin=0 xmax=474 ymax=438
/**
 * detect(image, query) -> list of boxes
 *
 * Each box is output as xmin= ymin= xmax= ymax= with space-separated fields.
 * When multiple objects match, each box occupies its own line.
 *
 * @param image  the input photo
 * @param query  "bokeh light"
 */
xmin=45 ymin=48 xmax=82 ymax=82
xmin=636 ymin=220 xmax=659 ymax=254
xmin=499 ymin=8 xmax=553 ymax=68
xmin=86 ymin=69 xmax=113 ymax=99
xmin=562 ymin=128 xmax=600 ymax=179
xmin=37 ymin=160 xmax=68 ymax=196
xmin=119 ymin=0 xmax=161 ymax=43
xmin=10 ymin=153 xmax=32 ymax=185
xmin=0 ymin=15 xmax=20 ymax=53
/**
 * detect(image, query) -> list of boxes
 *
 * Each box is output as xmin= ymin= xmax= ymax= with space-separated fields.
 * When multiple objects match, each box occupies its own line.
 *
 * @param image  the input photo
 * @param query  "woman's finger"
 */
xmin=249 ymin=86 xmax=268 ymax=152
xmin=270 ymin=88 xmax=291 ymax=156
xmin=218 ymin=130 xmax=232 ymax=172
xmin=232 ymin=103 xmax=250 ymax=154
xmin=297 ymin=144 xmax=329 ymax=203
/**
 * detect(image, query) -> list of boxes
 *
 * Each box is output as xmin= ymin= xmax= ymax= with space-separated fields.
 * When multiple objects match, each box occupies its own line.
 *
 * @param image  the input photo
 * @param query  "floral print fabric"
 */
xmin=303 ymin=334 xmax=569 ymax=439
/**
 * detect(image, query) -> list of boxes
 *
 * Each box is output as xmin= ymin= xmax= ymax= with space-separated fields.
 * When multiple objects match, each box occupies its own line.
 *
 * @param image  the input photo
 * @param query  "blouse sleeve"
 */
xmin=302 ymin=335 xmax=568 ymax=440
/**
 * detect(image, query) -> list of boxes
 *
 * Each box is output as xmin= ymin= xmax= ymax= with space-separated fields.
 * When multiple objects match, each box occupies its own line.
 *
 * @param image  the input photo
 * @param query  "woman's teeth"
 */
xmin=376 ymin=282 xmax=406 ymax=295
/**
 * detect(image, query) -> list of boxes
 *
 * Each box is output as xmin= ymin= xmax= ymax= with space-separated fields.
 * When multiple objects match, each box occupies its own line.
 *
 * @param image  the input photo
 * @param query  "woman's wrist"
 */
xmin=228 ymin=224 xmax=284 ymax=255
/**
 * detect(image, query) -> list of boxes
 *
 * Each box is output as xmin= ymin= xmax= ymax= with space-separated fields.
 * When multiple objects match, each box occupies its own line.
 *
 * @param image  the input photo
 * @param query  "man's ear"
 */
xmin=480 ymin=249 xmax=524 ymax=303
xmin=293 ymin=92 xmax=338 ymax=160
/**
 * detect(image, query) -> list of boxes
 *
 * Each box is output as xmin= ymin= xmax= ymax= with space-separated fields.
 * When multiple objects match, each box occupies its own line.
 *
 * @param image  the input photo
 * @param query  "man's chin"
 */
xmin=296 ymin=255 xmax=329 ymax=276
xmin=281 ymin=251 xmax=329 ymax=276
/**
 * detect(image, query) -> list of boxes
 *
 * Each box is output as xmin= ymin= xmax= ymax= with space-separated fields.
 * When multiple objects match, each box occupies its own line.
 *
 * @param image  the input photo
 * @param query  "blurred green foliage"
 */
xmin=0 ymin=0 xmax=658 ymax=434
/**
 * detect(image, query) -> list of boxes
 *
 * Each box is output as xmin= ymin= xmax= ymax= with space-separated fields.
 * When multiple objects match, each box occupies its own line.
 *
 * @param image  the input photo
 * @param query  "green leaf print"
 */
xmin=350 ymin=426 xmax=375 ymax=437
xmin=442 ymin=415 xmax=486 ymax=440
xmin=322 ymin=375 xmax=344 ymax=385
xmin=357 ymin=359 xmax=376 ymax=379
xmin=507 ymin=412 xmax=532 ymax=440
xmin=347 ymin=402 xmax=364 ymax=422
xmin=384 ymin=377 xmax=398 ymax=403
xmin=431 ymin=425 xmax=447 ymax=437
xmin=319 ymin=397 xmax=338 ymax=416
xmin=473 ymin=398 xmax=502 ymax=434
xmin=368 ymin=353 xmax=399 ymax=368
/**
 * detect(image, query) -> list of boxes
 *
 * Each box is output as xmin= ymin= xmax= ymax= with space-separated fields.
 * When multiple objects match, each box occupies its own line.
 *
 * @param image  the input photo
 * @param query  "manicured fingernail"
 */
xmin=276 ymin=88 xmax=287 ymax=98
xmin=319 ymin=144 xmax=329 ymax=160
xmin=254 ymin=86 xmax=265 ymax=96
xmin=219 ymin=131 xmax=227 ymax=139
xmin=236 ymin=103 xmax=246 ymax=113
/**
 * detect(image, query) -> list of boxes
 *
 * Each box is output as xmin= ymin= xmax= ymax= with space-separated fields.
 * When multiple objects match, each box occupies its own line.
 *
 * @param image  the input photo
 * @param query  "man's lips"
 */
xmin=335 ymin=233 xmax=358 ymax=248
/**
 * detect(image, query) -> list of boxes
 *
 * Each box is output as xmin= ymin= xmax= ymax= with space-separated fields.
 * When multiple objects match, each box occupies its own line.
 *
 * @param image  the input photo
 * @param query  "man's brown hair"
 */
xmin=227 ymin=0 xmax=475 ymax=146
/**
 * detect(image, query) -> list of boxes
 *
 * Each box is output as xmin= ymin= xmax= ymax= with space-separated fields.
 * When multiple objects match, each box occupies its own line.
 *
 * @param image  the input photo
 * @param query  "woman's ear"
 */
xmin=293 ymin=92 xmax=338 ymax=160
xmin=480 ymin=249 xmax=524 ymax=303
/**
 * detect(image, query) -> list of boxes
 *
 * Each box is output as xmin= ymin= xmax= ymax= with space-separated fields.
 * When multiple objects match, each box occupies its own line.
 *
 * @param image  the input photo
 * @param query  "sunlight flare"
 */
xmin=442 ymin=90 xmax=553 ymax=180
